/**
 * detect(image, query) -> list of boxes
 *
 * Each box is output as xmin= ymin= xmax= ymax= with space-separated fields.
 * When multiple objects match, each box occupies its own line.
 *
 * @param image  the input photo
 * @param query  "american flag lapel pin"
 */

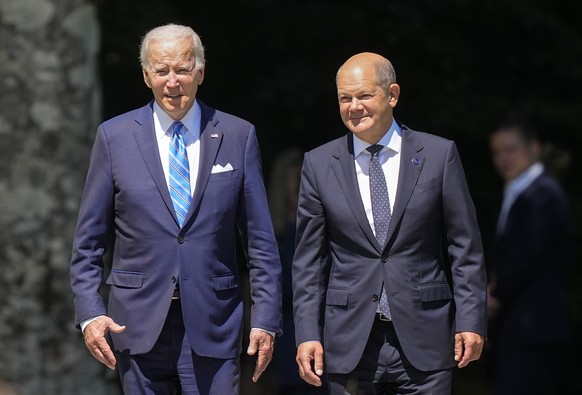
xmin=211 ymin=133 xmax=219 ymax=139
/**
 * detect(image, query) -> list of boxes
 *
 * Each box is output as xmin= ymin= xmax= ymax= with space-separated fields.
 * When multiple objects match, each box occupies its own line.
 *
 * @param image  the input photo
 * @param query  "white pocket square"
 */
xmin=211 ymin=163 xmax=234 ymax=173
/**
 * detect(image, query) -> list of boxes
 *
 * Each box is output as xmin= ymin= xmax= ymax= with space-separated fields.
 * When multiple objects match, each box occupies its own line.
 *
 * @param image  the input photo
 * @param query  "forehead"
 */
xmin=337 ymin=65 xmax=379 ymax=92
xmin=491 ymin=128 xmax=523 ymax=144
xmin=148 ymin=38 xmax=194 ymax=65
xmin=490 ymin=129 xmax=531 ymax=154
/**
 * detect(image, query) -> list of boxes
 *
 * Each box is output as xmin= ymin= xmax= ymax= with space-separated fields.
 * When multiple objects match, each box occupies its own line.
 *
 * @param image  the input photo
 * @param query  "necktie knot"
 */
xmin=172 ymin=121 xmax=185 ymax=136
xmin=366 ymin=144 xmax=383 ymax=157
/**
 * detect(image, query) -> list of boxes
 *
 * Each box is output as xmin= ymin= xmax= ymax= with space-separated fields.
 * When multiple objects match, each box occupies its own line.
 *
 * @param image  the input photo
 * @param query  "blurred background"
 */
xmin=0 ymin=0 xmax=580 ymax=394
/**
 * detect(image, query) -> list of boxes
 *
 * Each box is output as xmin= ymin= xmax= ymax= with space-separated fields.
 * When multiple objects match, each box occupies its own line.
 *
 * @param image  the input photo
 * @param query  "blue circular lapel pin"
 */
xmin=411 ymin=157 xmax=420 ymax=165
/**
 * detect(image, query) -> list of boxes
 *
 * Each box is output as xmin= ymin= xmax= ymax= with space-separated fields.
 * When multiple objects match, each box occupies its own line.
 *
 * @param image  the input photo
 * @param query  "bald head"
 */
xmin=336 ymin=52 xmax=397 ymax=90
xmin=335 ymin=52 xmax=400 ymax=144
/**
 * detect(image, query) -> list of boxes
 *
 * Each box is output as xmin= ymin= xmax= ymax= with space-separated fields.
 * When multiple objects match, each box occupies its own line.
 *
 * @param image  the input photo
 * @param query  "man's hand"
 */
xmin=247 ymin=329 xmax=275 ymax=382
xmin=83 ymin=316 xmax=126 ymax=370
xmin=454 ymin=332 xmax=484 ymax=368
xmin=296 ymin=341 xmax=324 ymax=387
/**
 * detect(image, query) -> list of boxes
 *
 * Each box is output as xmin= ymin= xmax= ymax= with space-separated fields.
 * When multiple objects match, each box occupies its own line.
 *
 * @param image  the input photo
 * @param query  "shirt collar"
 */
xmin=504 ymin=162 xmax=544 ymax=198
xmin=153 ymin=100 xmax=201 ymax=138
xmin=353 ymin=118 xmax=402 ymax=157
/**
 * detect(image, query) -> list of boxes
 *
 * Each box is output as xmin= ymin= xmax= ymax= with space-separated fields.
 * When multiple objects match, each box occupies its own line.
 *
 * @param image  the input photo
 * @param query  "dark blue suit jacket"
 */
xmin=70 ymin=101 xmax=282 ymax=358
xmin=292 ymin=125 xmax=487 ymax=373
xmin=491 ymin=172 xmax=571 ymax=346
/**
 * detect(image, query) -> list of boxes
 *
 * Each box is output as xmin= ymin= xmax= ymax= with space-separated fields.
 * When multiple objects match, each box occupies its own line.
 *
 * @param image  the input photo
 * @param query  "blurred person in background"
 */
xmin=488 ymin=114 xmax=572 ymax=395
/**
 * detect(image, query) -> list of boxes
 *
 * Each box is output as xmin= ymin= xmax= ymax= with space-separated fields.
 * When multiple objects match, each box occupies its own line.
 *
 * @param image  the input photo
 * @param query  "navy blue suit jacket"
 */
xmin=292 ymin=124 xmax=487 ymax=373
xmin=70 ymin=101 xmax=282 ymax=358
xmin=491 ymin=172 xmax=571 ymax=346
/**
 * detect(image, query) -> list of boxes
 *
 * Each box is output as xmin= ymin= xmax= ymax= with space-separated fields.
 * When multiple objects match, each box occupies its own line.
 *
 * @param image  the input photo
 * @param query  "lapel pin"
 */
xmin=211 ymin=133 xmax=219 ymax=139
xmin=411 ymin=157 xmax=420 ymax=165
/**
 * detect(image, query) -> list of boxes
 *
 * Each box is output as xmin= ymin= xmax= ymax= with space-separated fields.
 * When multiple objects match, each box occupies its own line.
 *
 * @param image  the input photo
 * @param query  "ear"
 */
xmin=197 ymin=68 xmax=205 ymax=85
xmin=143 ymin=69 xmax=152 ymax=88
xmin=388 ymin=83 xmax=400 ymax=108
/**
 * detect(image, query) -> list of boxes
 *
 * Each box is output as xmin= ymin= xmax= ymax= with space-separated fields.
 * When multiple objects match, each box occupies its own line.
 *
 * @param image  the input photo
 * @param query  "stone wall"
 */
xmin=0 ymin=0 xmax=120 ymax=393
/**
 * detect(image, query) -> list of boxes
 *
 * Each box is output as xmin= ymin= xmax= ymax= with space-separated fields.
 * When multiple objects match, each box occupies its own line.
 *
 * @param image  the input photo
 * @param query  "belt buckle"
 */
xmin=172 ymin=287 xmax=180 ymax=300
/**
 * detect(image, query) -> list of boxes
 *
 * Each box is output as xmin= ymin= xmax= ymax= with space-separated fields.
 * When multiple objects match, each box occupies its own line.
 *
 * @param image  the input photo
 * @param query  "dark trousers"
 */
xmin=116 ymin=300 xmax=240 ymax=395
xmin=494 ymin=343 xmax=567 ymax=395
xmin=327 ymin=318 xmax=452 ymax=395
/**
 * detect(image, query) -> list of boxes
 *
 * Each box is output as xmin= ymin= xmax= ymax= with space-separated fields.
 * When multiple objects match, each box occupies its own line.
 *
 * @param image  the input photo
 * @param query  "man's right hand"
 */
xmin=296 ymin=340 xmax=325 ymax=387
xmin=83 ymin=316 xmax=126 ymax=370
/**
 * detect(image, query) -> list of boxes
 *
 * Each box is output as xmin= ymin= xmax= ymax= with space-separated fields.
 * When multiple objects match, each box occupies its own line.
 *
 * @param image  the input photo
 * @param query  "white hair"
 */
xmin=139 ymin=24 xmax=205 ymax=70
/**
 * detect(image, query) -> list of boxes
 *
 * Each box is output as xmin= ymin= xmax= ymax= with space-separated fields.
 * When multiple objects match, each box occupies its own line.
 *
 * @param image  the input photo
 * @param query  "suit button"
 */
xmin=177 ymin=236 xmax=184 ymax=244
xmin=381 ymin=256 xmax=388 ymax=262
xmin=172 ymin=276 xmax=177 ymax=283
xmin=372 ymin=294 xmax=379 ymax=302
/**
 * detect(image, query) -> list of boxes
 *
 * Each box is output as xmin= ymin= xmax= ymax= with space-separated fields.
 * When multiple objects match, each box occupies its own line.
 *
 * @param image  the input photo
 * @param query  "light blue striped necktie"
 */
xmin=169 ymin=121 xmax=191 ymax=227
xmin=367 ymin=144 xmax=391 ymax=319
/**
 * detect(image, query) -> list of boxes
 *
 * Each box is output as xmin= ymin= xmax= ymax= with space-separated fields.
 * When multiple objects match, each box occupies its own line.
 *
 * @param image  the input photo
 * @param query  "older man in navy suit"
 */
xmin=292 ymin=53 xmax=487 ymax=394
xmin=70 ymin=24 xmax=282 ymax=395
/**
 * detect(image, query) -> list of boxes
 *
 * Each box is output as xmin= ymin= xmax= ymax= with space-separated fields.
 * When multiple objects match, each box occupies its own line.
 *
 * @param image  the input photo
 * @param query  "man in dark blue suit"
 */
xmin=488 ymin=116 xmax=571 ymax=395
xmin=292 ymin=52 xmax=487 ymax=394
xmin=70 ymin=24 xmax=282 ymax=394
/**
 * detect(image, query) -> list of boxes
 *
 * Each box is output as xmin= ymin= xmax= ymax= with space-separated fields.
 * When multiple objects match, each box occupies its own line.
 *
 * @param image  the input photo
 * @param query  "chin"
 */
xmin=350 ymin=119 xmax=372 ymax=129
xmin=350 ymin=127 xmax=371 ymax=135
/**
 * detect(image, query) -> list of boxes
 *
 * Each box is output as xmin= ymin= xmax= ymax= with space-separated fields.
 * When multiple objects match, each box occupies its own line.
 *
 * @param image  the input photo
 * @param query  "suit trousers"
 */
xmin=116 ymin=300 xmax=240 ymax=395
xmin=493 ymin=339 xmax=567 ymax=395
xmin=327 ymin=319 xmax=451 ymax=395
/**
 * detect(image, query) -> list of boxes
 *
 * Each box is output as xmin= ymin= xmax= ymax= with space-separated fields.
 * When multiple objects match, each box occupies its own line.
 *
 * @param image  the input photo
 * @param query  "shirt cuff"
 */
xmin=80 ymin=316 xmax=105 ymax=333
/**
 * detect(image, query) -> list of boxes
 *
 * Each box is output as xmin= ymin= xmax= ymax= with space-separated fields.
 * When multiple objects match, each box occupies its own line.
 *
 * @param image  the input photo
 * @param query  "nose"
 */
xmin=349 ymin=97 xmax=363 ymax=112
xmin=166 ymin=70 xmax=180 ymax=87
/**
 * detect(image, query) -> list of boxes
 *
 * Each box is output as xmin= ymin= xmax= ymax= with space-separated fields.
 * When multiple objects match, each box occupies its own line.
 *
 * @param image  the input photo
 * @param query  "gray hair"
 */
xmin=139 ymin=24 xmax=205 ymax=70
xmin=373 ymin=59 xmax=397 ymax=89
xmin=335 ymin=57 xmax=397 ymax=90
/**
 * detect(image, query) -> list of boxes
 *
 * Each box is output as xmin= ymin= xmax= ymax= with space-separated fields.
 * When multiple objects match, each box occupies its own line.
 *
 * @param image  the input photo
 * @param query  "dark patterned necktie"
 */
xmin=366 ymin=144 xmax=391 ymax=319
xmin=169 ymin=121 xmax=191 ymax=227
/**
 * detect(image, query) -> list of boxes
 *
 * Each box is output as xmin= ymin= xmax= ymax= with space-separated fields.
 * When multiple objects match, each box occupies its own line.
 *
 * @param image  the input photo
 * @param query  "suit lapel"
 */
xmin=184 ymin=103 xmax=221 ymax=227
xmin=331 ymin=134 xmax=382 ymax=253
xmin=132 ymin=103 xmax=177 ymax=221
xmin=385 ymin=126 xmax=424 ymax=250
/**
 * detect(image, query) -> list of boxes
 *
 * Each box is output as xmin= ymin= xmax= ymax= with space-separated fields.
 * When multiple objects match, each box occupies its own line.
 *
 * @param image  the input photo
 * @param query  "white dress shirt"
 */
xmin=496 ymin=162 xmax=544 ymax=235
xmin=153 ymin=101 xmax=201 ymax=197
xmin=353 ymin=119 xmax=402 ymax=233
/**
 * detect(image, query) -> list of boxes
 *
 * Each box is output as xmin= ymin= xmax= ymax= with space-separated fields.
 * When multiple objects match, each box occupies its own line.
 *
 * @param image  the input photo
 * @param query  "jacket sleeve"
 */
xmin=292 ymin=151 xmax=330 ymax=345
xmin=70 ymin=125 xmax=113 ymax=327
xmin=237 ymin=125 xmax=283 ymax=335
xmin=442 ymin=142 xmax=487 ymax=335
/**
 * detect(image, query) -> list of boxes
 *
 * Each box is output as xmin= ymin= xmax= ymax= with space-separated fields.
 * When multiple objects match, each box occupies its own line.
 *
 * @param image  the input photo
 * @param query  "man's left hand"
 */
xmin=247 ymin=328 xmax=275 ymax=382
xmin=454 ymin=332 xmax=484 ymax=368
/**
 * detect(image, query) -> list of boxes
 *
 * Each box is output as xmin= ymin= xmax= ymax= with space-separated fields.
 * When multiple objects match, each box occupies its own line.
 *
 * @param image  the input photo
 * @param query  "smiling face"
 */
xmin=142 ymin=37 xmax=204 ymax=120
xmin=336 ymin=53 xmax=400 ymax=144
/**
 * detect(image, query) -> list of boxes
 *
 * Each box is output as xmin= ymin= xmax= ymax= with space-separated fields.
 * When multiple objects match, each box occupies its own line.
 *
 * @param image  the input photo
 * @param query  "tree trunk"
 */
xmin=0 ymin=0 xmax=120 ymax=393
